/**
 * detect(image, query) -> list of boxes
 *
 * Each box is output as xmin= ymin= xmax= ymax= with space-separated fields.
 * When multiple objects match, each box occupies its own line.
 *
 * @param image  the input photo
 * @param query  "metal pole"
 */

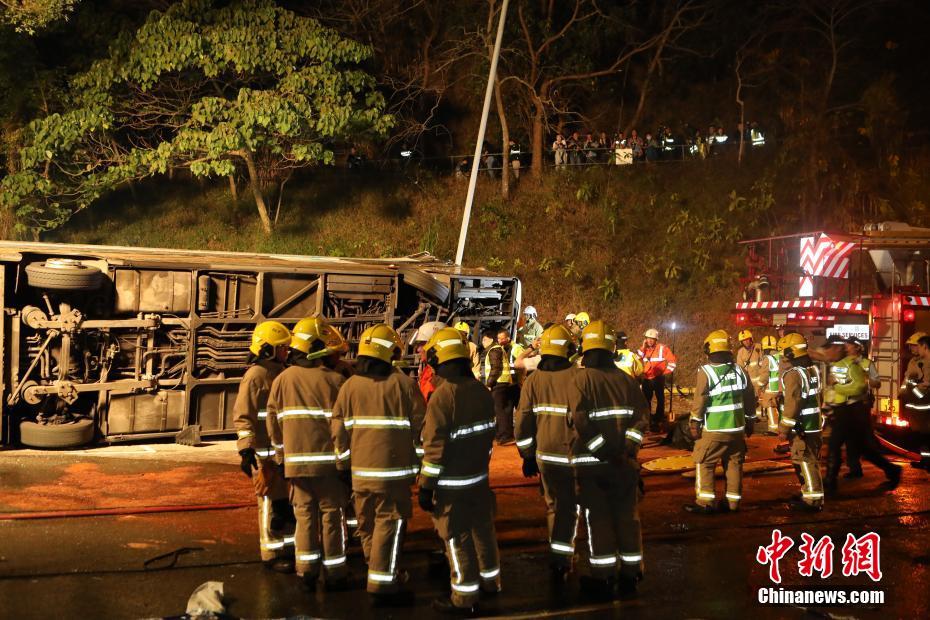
xmin=454 ymin=0 xmax=510 ymax=266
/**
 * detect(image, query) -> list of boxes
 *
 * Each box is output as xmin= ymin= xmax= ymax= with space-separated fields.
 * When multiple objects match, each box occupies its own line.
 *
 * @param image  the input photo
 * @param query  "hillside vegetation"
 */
xmin=43 ymin=156 xmax=787 ymax=380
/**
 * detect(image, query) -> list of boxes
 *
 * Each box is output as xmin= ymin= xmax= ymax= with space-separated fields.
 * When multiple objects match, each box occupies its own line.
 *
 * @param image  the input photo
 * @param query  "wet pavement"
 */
xmin=1 ymin=435 xmax=928 ymax=619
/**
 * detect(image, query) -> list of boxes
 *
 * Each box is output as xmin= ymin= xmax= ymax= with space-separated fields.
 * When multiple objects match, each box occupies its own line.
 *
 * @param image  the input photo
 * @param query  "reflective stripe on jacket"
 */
xmin=514 ymin=366 xmax=580 ymax=465
xmin=266 ymin=365 xmax=346 ymax=477
xmin=764 ymin=353 xmax=782 ymax=394
xmin=484 ymin=345 xmax=512 ymax=385
xmin=637 ymin=342 xmax=677 ymax=379
xmin=233 ymin=360 xmax=284 ymax=455
xmin=779 ymin=365 xmax=822 ymax=434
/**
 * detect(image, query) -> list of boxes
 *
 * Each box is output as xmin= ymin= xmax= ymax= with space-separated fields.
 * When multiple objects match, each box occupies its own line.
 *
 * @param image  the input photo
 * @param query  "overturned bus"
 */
xmin=0 ymin=242 xmax=520 ymax=448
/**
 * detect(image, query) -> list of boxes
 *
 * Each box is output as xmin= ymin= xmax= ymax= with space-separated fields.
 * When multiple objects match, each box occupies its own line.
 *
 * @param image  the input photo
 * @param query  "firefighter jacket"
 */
xmin=637 ymin=342 xmax=677 ymax=379
xmin=825 ymin=356 xmax=868 ymax=405
xmin=614 ymin=349 xmax=644 ymax=378
xmin=568 ymin=366 xmax=650 ymax=474
xmin=418 ymin=375 xmax=495 ymax=491
xmin=233 ymin=360 xmax=284 ymax=458
xmin=900 ymin=357 xmax=926 ymax=399
xmin=266 ymin=365 xmax=346 ymax=478
xmin=484 ymin=344 xmax=512 ymax=386
xmin=689 ymin=363 xmax=757 ymax=435
xmin=736 ymin=343 xmax=766 ymax=391
xmin=779 ymin=364 xmax=822 ymax=435
xmin=762 ymin=352 xmax=782 ymax=394
xmin=332 ymin=369 xmax=426 ymax=491
xmin=514 ymin=366 xmax=580 ymax=466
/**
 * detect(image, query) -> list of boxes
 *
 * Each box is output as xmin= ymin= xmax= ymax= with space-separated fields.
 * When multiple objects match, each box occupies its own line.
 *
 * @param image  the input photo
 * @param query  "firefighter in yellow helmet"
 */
xmin=265 ymin=317 xmax=350 ymax=588
xmin=514 ymin=324 xmax=581 ymax=581
xmin=900 ymin=331 xmax=928 ymax=401
xmin=735 ymin=329 xmax=766 ymax=400
xmin=569 ymin=320 xmax=650 ymax=600
xmin=777 ymin=333 xmax=825 ymax=512
xmin=574 ymin=312 xmax=591 ymax=329
xmin=418 ymin=328 xmax=501 ymax=614
xmin=332 ymin=324 xmax=426 ymax=605
xmin=454 ymin=321 xmax=481 ymax=378
xmin=759 ymin=335 xmax=782 ymax=434
xmin=685 ymin=330 xmax=757 ymax=515
xmin=322 ymin=322 xmax=354 ymax=379
xmin=234 ymin=320 xmax=295 ymax=572
xmin=613 ymin=331 xmax=645 ymax=378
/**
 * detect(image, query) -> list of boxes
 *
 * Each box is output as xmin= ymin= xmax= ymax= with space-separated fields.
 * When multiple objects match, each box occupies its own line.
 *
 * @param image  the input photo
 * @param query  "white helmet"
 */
xmin=524 ymin=305 xmax=537 ymax=318
xmin=565 ymin=313 xmax=576 ymax=321
xmin=644 ymin=328 xmax=659 ymax=339
xmin=410 ymin=321 xmax=447 ymax=345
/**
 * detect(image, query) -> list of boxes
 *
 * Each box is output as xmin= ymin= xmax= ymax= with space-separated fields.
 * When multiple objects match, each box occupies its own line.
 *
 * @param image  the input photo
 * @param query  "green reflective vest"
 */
xmin=700 ymin=363 xmax=749 ymax=432
xmin=484 ymin=344 xmax=512 ymax=385
xmin=781 ymin=365 xmax=822 ymax=433
xmin=765 ymin=353 xmax=781 ymax=393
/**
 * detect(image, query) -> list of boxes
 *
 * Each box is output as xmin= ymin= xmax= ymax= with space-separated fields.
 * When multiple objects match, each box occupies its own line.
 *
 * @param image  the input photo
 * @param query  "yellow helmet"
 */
xmin=424 ymin=327 xmax=470 ymax=365
xmin=581 ymin=320 xmax=616 ymax=353
xmin=453 ymin=321 xmax=470 ymax=335
xmin=540 ymin=324 xmax=575 ymax=358
xmin=575 ymin=311 xmax=591 ymax=327
xmin=324 ymin=323 xmax=349 ymax=355
xmin=358 ymin=324 xmax=402 ymax=363
xmin=290 ymin=317 xmax=331 ymax=358
xmin=777 ymin=332 xmax=808 ymax=359
xmin=737 ymin=329 xmax=753 ymax=342
xmin=250 ymin=321 xmax=291 ymax=356
xmin=761 ymin=335 xmax=777 ymax=350
xmin=704 ymin=329 xmax=731 ymax=354
xmin=906 ymin=332 xmax=927 ymax=346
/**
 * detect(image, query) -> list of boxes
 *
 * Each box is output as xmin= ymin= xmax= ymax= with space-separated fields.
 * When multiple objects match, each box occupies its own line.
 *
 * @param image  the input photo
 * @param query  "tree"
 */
xmin=1 ymin=0 xmax=392 ymax=236
xmin=1 ymin=0 xmax=77 ymax=34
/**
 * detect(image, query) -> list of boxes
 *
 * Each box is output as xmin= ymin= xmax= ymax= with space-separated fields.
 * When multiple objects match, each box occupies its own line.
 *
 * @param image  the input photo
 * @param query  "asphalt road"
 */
xmin=1 ymin=435 xmax=928 ymax=619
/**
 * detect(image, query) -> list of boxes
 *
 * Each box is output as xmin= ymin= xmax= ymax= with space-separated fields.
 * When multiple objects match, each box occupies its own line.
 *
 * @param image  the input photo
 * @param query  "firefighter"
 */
xmin=514 ymin=324 xmax=580 ymax=581
xmin=574 ymin=311 xmax=591 ymax=331
xmin=233 ymin=320 xmax=295 ymax=572
xmin=332 ymin=324 xmax=425 ymax=605
xmin=909 ymin=335 xmax=930 ymax=471
xmin=822 ymin=336 xmax=902 ymax=492
xmin=484 ymin=328 xmax=515 ymax=444
xmin=736 ymin=329 xmax=765 ymax=397
xmin=638 ymin=328 xmax=677 ymax=432
xmin=685 ymin=330 xmax=757 ymax=515
xmin=614 ymin=331 xmax=645 ymax=379
xmin=569 ymin=320 xmax=650 ymax=600
xmin=518 ymin=305 xmax=544 ymax=348
xmin=899 ymin=331 xmax=928 ymax=402
xmin=844 ymin=336 xmax=879 ymax=478
xmin=453 ymin=321 xmax=481 ymax=378
xmin=323 ymin=323 xmax=354 ymax=379
xmin=266 ymin=317 xmax=350 ymax=588
xmin=759 ymin=336 xmax=782 ymax=435
xmin=777 ymin=333 xmax=826 ymax=512
xmin=418 ymin=328 xmax=501 ymax=614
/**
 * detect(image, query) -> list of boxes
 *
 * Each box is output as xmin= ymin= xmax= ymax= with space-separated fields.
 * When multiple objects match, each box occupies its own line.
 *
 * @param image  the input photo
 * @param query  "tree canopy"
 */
xmin=1 ymin=0 xmax=392 ymax=235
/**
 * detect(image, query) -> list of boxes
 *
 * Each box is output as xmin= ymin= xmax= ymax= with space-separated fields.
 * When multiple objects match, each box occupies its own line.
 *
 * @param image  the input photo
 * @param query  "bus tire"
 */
xmin=19 ymin=418 xmax=95 ymax=448
xmin=25 ymin=260 xmax=103 ymax=291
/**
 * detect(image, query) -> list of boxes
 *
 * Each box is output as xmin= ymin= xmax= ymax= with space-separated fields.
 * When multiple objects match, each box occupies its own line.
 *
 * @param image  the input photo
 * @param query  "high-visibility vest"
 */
xmin=699 ymin=363 xmax=749 ymax=432
xmin=781 ymin=366 xmax=822 ymax=433
xmin=615 ymin=349 xmax=644 ymax=378
xmin=765 ymin=353 xmax=781 ymax=394
xmin=484 ymin=344 xmax=512 ymax=385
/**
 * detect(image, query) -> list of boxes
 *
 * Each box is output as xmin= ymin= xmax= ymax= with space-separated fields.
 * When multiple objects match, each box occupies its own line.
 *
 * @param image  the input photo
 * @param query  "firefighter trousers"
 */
xmin=760 ymin=392 xmax=780 ymax=432
xmin=354 ymin=487 xmax=413 ymax=593
xmin=693 ymin=433 xmax=746 ymax=509
xmin=575 ymin=463 xmax=643 ymax=580
xmin=256 ymin=462 xmax=292 ymax=562
xmin=791 ymin=433 xmax=824 ymax=506
xmin=431 ymin=484 xmax=501 ymax=608
xmin=827 ymin=402 xmax=896 ymax=483
xmin=289 ymin=476 xmax=350 ymax=579
xmin=539 ymin=464 xmax=579 ymax=567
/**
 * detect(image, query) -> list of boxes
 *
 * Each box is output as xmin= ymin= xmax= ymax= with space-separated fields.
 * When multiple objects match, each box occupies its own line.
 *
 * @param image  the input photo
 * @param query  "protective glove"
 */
xmin=418 ymin=487 xmax=436 ymax=513
xmin=744 ymin=420 xmax=755 ymax=438
xmin=689 ymin=421 xmax=702 ymax=441
xmin=521 ymin=457 xmax=540 ymax=478
xmin=239 ymin=448 xmax=258 ymax=477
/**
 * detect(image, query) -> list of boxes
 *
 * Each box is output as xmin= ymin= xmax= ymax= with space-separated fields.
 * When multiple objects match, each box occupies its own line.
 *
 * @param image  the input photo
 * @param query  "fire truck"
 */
xmin=734 ymin=222 xmax=930 ymax=461
xmin=0 ymin=241 xmax=521 ymax=448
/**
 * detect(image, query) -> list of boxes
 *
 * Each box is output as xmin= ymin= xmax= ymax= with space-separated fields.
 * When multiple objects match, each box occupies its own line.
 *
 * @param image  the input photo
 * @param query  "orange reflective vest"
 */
xmin=637 ymin=342 xmax=677 ymax=379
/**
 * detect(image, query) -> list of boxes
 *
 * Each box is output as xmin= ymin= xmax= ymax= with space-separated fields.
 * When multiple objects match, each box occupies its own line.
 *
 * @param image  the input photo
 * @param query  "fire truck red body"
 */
xmin=734 ymin=222 xmax=930 ymax=460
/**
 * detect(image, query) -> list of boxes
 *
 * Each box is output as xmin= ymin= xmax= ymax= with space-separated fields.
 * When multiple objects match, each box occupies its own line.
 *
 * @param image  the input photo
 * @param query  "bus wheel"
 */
xmin=19 ymin=418 xmax=95 ymax=448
